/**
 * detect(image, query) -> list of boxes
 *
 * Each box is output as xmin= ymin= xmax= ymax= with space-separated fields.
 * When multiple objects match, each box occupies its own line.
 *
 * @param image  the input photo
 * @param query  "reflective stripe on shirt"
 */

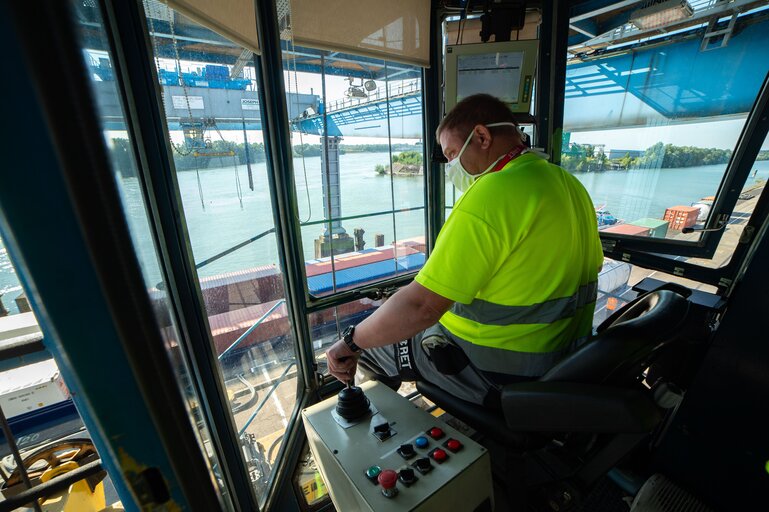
xmin=450 ymin=281 xmax=598 ymax=326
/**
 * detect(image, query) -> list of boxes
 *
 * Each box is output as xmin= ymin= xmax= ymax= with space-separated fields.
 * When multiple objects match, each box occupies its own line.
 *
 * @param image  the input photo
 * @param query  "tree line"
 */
xmin=562 ymin=142 xmax=736 ymax=173
xmin=110 ymin=138 xmax=422 ymax=173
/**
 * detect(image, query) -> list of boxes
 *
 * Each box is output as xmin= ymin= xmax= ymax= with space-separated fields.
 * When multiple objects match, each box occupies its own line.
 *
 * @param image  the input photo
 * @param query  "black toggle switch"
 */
xmin=397 ymin=443 xmax=416 ymax=459
xmin=372 ymin=421 xmax=394 ymax=441
xmin=399 ymin=468 xmax=417 ymax=486
xmin=413 ymin=457 xmax=432 ymax=474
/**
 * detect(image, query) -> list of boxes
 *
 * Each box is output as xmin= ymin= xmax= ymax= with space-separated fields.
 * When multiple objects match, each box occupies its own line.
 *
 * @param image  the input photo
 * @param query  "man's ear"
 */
xmin=474 ymin=124 xmax=493 ymax=149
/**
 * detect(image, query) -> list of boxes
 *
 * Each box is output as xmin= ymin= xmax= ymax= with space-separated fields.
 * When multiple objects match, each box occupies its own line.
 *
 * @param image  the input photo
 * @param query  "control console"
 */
xmin=302 ymin=381 xmax=493 ymax=511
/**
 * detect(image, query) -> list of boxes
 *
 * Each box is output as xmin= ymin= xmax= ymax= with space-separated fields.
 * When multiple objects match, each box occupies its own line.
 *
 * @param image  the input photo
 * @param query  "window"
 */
xmin=0 ymin=235 xmax=30 ymax=319
xmin=563 ymin=6 xmax=769 ymax=253
xmin=141 ymin=2 xmax=301 ymax=505
xmin=684 ymin=131 xmax=769 ymax=270
xmin=593 ymin=256 xmax=719 ymax=328
xmin=283 ymin=47 xmax=427 ymax=297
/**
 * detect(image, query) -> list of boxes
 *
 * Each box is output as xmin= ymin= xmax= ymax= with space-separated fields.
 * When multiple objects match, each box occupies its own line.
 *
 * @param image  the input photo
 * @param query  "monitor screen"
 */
xmin=457 ymin=51 xmax=524 ymax=104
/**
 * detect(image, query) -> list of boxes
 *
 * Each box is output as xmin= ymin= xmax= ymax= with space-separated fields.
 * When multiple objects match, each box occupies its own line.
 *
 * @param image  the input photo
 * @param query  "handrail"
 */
xmin=0 ymin=460 xmax=104 ymax=512
xmin=238 ymin=361 xmax=296 ymax=437
xmin=196 ymin=207 xmax=426 ymax=271
xmin=195 ymin=227 xmax=275 ymax=270
xmin=300 ymin=206 xmax=425 ymax=227
xmin=218 ymin=299 xmax=286 ymax=360
xmin=324 ymin=80 xmax=421 ymax=114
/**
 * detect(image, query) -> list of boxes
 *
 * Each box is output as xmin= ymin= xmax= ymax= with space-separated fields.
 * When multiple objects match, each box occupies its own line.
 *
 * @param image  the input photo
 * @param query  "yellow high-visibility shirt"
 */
xmin=415 ymin=152 xmax=603 ymax=376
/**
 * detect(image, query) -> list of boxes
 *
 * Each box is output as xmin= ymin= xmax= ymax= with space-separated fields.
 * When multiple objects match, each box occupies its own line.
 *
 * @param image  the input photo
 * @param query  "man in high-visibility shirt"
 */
xmin=326 ymin=94 xmax=603 ymax=406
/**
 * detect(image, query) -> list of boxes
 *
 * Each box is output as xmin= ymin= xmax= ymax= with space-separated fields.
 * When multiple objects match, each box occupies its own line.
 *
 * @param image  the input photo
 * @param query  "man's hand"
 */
xmin=326 ymin=339 xmax=359 ymax=384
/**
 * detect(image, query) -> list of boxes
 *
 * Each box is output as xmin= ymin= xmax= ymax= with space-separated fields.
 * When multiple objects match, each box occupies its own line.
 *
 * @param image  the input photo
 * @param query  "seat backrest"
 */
xmin=540 ymin=289 xmax=690 ymax=386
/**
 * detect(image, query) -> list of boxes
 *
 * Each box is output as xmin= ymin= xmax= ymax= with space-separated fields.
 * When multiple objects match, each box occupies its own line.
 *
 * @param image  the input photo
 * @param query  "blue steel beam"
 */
xmin=565 ymin=16 xmax=769 ymax=130
xmin=0 ymin=3 xmax=220 ymax=509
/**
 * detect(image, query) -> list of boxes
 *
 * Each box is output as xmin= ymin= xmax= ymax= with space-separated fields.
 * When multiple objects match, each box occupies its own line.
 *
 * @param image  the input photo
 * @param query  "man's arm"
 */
xmin=326 ymin=281 xmax=454 ymax=382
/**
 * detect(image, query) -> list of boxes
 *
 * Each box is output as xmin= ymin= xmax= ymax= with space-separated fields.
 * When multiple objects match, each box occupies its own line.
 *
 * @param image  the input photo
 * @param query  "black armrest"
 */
xmin=501 ymin=382 xmax=661 ymax=433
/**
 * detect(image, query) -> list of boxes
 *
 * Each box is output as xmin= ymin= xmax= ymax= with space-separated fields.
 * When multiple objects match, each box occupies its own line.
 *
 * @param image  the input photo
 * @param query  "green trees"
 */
xmin=637 ymin=143 xmax=731 ymax=168
xmin=562 ymin=141 xmax=734 ymax=172
xmin=392 ymin=151 xmax=423 ymax=166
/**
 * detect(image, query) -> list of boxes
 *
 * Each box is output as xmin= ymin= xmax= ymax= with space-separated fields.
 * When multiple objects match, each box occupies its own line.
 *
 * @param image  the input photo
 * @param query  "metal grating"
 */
xmin=631 ymin=474 xmax=714 ymax=512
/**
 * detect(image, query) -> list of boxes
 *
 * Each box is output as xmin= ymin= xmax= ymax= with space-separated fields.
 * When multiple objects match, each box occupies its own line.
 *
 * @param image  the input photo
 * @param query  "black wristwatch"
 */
xmin=342 ymin=325 xmax=362 ymax=353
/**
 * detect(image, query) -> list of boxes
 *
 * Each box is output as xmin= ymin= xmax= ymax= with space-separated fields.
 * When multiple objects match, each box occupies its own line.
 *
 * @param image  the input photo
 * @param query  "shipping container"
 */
xmin=602 ymin=224 xmax=651 ymax=237
xmin=663 ymin=206 xmax=700 ymax=230
xmin=630 ymin=218 xmax=670 ymax=238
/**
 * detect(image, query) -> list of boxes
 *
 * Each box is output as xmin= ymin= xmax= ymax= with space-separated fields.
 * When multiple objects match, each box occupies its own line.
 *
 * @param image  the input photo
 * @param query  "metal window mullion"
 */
xmin=253 ymin=2 xmax=315 ymax=392
xmin=384 ymin=61 xmax=399 ymax=275
xmin=252 ymin=0 xmax=319 ymax=507
xmin=319 ymin=54 xmax=340 ymax=294
xmin=700 ymin=70 xmax=769 ymax=255
xmin=100 ymin=0 xmax=258 ymax=509
xmin=424 ymin=3 xmax=445 ymax=249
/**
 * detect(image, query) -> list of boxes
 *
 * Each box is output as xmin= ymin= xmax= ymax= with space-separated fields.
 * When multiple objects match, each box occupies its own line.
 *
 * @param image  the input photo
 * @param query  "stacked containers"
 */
xmin=663 ymin=206 xmax=700 ymax=231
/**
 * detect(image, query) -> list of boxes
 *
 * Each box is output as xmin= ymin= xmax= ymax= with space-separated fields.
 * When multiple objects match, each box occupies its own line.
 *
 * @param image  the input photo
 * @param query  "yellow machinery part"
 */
xmin=38 ymin=461 xmax=106 ymax=512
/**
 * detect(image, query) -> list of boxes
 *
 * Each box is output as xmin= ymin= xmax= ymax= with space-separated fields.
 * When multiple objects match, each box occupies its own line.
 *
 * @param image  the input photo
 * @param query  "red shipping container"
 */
xmin=663 ymin=206 xmax=700 ymax=230
xmin=602 ymin=224 xmax=651 ymax=236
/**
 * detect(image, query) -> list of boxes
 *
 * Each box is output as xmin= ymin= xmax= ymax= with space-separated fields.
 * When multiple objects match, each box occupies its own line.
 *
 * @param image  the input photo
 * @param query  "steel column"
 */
xmin=0 ymin=2 xmax=222 ymax=509
xmin=99 ymin=0 xmax=259 ymax=509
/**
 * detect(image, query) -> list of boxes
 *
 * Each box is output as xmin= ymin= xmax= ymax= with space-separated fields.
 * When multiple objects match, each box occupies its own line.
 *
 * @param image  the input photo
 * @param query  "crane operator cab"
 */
xmin=1 ymin=0 xmax=769 ymax=511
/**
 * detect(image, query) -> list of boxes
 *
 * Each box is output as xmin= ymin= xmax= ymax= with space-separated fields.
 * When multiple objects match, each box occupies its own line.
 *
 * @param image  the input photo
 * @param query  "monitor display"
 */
xmin=457 ymin=51 xmax=524 ymax=104
xmin=444 ymin=40 xmax=538 ymax=114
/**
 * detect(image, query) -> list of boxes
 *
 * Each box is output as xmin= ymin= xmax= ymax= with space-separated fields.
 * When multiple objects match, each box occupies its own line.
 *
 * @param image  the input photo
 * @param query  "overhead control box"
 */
xmin=302 ymin=381 xmax=493 ymax=511
xmin=445 ymin=39 xmax=539 ymax=114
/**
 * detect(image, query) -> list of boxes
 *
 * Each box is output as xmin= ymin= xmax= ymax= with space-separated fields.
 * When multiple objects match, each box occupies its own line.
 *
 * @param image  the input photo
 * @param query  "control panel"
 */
xmin=302 ymin=381 xmax=493 ymax=511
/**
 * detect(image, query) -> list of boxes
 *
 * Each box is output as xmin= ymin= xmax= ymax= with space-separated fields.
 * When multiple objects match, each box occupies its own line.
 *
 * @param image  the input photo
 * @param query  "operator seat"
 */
xmin=416 ymin=287 xmax=690 ymax=489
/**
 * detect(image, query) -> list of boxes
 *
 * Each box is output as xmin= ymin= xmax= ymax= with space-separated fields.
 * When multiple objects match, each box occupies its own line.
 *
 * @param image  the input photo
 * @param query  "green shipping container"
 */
xmin=630 ymin=218 xmax=669 ymax=238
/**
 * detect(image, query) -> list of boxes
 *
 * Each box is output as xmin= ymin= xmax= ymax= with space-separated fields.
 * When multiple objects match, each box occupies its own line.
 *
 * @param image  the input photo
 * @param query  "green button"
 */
xmin=366 ymin=465 xmax=382 ymax=479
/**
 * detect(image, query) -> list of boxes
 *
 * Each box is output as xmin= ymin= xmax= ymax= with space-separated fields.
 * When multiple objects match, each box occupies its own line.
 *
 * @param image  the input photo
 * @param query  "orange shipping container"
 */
xmin=663 ymin=206 xmax=700 ymax=230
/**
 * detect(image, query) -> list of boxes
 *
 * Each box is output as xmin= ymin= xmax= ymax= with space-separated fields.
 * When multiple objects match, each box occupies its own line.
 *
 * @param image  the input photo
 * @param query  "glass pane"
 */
xmin=594 ymin=256 xmax=719 ymax=329
xmin=563 ymin=8 xmax=769 ymax=243
xmin=73 ymin=0 xmax=231 ymax=506
xmin=309 ymin=299 xmax=379 ymax=375
xmin=142 ymin=1 xmax=300 ymax=505
xmin=682 ymin=132 xmax=769 ymax=269
xmin=282 ymin=27 xmax=426 ymax=296
xmin=0 ymin=235 xmax=31 ymax=318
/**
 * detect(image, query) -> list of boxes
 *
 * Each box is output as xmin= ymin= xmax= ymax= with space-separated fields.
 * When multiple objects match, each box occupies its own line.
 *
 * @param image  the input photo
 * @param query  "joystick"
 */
xmin=335 ymin=382 xmax=371 ymax=420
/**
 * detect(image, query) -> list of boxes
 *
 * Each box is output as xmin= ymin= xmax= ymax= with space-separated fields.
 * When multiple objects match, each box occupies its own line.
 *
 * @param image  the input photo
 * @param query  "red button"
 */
xmin=432 ymin=448 xmax=447 ymax=462
xmin=429 ymin=427 xmax=444 ymax=439
xmin=447 ymin=439 xmax=462 ymax=451
xmin=378 ymin=469 xmax=398 ymax=489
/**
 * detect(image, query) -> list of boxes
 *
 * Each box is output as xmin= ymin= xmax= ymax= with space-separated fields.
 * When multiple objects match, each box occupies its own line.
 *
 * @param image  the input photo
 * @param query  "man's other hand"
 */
xmin=326 ymin=339 xmax=359 ymax=384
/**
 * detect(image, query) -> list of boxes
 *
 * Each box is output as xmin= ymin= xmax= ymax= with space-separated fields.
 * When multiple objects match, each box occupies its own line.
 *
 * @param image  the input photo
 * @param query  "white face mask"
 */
xmin=445 ymin=122 xmax=518 ymax=192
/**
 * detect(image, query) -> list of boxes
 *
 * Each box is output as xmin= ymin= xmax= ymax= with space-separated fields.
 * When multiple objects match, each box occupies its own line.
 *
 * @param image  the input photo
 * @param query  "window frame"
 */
xmin=595 ymin=71 xmax=769 ymax=289
xmin=562 ymin=3 xmax=769 ymax=290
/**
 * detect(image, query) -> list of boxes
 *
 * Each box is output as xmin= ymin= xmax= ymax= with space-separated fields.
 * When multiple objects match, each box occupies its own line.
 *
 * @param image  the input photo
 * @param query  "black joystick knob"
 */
xmin=335 ymin=385 xmax=370 ymax=420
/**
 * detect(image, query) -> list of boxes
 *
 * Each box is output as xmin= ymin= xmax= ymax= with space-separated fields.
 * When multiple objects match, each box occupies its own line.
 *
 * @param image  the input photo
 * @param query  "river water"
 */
xmin=2 ymin=153 xmax=769 ymax=314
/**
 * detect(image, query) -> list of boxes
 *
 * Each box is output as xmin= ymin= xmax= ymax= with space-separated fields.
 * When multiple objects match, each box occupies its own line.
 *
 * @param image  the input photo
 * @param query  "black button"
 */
xmin=397 ymin=443 xmax=415 ymax=459
xmin=374 ymin=422 xmax=390 ymax=434
xmin=413 ymin=457 xmax=432 ymax=474
xmin=399 ymin=468 xmax=417 ymax=486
